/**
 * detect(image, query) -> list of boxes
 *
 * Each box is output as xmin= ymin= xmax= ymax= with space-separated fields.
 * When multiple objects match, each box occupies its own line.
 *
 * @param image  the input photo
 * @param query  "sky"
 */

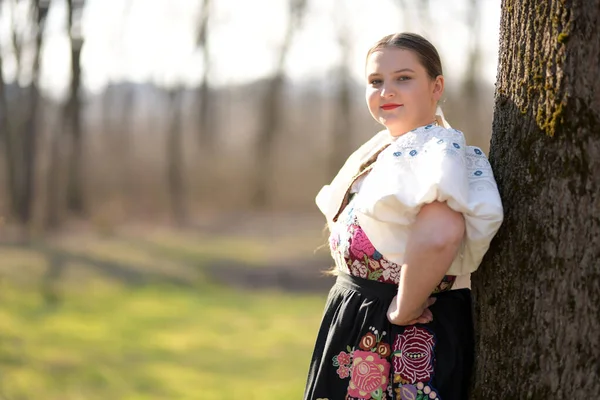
xmin=0 ymin=0 xmax=501 ymax=98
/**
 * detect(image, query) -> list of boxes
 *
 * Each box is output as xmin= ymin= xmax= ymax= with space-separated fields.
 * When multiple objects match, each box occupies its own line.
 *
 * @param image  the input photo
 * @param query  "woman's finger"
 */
xmin=426 ymin=297 xmax=437 ymax=307
xmin=421 ymin=308 xmax=433 ymax=320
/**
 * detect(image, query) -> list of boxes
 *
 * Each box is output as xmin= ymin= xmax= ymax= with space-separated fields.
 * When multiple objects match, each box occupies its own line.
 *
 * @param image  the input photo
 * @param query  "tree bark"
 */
xmin=472 ymin=0 xmax=600 ymax=398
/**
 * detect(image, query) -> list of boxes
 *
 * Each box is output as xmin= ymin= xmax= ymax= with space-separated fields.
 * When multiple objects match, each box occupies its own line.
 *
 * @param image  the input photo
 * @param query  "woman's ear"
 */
xmin=432 ymin=75 xmax=444 ymax=102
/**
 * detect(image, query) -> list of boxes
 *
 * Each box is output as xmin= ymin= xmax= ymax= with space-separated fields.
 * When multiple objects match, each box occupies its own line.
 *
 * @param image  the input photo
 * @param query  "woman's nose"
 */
xmin=380 ymin=83 xmax=395 ymax=98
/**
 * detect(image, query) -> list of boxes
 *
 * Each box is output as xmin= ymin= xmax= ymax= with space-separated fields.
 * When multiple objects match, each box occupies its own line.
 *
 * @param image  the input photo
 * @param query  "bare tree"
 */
xmin=44 ymin=103 xmax=64 ymax=229
xmin=45 ymin=0 xmax=85 ymax=227
xmin=329 ymin=1 xmax=353 ymax=177
xmin=394 ymin=0 xmax=412 ymax=31
xmin=18 ymin=0 xmax=51 ymax=226
xmin=458 ymin=0 xmax=489 ymax=149
xmin=195 ymin=0 xmax=213 ymax=152
xmin=166 ymin=87 xmax=187 ymax=225
xmin=251 ymin=0 xmax=307 ymax=208
xmin=64 ymin=0 xmax=86 ymax=215
xmin=472 ymin=0 xmax=600 ymax=397
xmin=417 ymin=0 xmax=431 ymax=30
xmin=10 ymin=0 xmax=23 ymax=78
xmin=0 ymin=2 xmax=20 ymax=218
xmin=462 ymin=0 xmax=481 ymax=99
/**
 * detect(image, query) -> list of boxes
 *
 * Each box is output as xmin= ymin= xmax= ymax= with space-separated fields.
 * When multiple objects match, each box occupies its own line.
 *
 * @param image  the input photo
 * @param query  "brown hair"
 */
xmin=366 ymin=33 xmax=443 ymax=80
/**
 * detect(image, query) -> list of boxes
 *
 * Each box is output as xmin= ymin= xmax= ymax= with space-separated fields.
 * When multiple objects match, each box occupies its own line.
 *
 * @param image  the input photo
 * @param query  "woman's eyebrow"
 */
xmin=367 ymin=68 xmax=416 ymax=78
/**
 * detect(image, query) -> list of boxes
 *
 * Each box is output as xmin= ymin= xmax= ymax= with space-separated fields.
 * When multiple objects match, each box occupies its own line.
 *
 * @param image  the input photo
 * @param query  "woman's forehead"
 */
xmin=366 ymin=48 xmax=423 ymax=73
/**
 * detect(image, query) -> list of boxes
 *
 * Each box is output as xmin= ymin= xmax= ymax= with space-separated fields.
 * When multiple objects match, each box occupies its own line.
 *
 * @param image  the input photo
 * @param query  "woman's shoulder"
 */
xmin=387 ymin=126 xmax=493 ymax=164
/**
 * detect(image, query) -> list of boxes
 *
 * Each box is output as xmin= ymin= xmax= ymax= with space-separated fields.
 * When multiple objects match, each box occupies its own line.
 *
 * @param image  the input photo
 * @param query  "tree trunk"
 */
xmin=10 ymin=0 xmax=23 ymax=79
xmin=19 ymin=0 xmax=50 ymax=225
xmin=166 ymin=88 xmax=186 ymax=226
xmin=330 ymin=9 xmax=352 ymax=177
xmin=393 ymin=0 xmax=412 ymax=31
xmin=117 ymin=87 xmax=135 ymax=206
xmin=460 ymin=0 xmax=489 ymax=151
xmin=44 ymin=111 xmax=65 ymax=229
xmin=472 ymin=0 xmax=600 ymax=398
xmin=251 ymin=0 xmax=307 ymax=208
xmin=65 ymin=0 xmax=85 ymax=215
xmin=0 ymin=51 xmax=20 ymax=220
xmin=196 ymin=0 xmax=213 ymax=152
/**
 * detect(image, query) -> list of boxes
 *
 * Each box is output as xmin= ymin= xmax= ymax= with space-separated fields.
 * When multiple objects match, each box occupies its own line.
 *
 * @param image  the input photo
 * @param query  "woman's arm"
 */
xmin=387 ymin=201 xmax=465 ymax=325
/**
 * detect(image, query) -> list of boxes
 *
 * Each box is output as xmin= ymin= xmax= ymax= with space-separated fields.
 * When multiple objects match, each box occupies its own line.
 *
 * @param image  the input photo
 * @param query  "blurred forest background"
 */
xmin=0 ymin=0 xmax=501 ymax=398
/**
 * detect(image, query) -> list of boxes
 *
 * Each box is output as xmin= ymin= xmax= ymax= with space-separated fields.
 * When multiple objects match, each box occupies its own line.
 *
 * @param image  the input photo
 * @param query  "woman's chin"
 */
xmin=380 ymin=120 xmax=408 ymax=135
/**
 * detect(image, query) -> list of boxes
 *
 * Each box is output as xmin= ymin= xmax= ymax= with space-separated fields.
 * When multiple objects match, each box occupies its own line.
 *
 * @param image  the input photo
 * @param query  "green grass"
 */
xmin=0 ymin=227 xmax=329 ymax=399
xmin=0 ymin=281 xmax=325 ymax=400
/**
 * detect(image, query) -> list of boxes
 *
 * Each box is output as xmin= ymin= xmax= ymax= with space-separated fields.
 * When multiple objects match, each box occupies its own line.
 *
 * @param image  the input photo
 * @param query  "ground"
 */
xmin=0 ymin=212 xmax=334 ymax=399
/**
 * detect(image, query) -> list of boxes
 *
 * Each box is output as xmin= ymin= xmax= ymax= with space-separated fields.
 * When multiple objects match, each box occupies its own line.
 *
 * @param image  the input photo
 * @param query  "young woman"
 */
xmin=304 ymin=33 xmax=504 ymax=400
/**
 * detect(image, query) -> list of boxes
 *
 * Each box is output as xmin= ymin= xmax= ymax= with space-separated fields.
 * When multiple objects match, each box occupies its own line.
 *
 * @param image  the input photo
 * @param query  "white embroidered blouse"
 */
xmin=316 ymin=124 xmax=504 ymax=281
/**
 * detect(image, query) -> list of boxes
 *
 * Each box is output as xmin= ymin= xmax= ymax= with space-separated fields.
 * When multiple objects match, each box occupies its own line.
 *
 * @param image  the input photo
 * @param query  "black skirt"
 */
xmin=304 ymin=272 xmax=474 ymax=400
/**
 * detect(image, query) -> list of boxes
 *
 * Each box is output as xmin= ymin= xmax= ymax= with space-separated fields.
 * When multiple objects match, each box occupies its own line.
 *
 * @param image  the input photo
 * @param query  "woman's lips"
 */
xmin=381 ymin=104 xmax=402 ymax=110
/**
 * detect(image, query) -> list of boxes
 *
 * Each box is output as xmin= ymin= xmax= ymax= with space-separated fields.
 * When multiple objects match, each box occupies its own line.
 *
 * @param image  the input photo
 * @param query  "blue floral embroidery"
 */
xmin=453 ymin=143 xmax=461 ymax=149
xmin=393 ymin=151 xmax=402 ymax=157
xmin=474 ymin=148 xmax=483 ymax=155
xmin=437 ymin=139 xmax=444 ymax=144
xmin=424 ymin=124 xmax=433 ymax=129
xmin=409 ymin=150 xmax=418 ymax=157
xmin=474 ymin=170 xmax=483 ymax=176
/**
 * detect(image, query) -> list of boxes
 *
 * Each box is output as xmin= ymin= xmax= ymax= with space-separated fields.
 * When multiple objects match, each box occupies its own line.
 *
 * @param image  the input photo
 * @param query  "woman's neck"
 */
xmin=387 ymin=117 xmax=438 ymax=138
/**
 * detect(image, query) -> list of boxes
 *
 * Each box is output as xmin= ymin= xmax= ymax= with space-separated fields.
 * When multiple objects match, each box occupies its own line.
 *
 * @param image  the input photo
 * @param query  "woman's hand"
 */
xmin=387 ymin=296 xmax=437 ymax=326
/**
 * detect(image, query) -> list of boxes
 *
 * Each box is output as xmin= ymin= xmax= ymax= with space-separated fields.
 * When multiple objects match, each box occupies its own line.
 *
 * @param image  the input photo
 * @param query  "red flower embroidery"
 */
xmin=359 ymin=332 xmax=377 ymax=350
xmin=376 ymin=342 xmax=391 ymax=358
xmin=393 ymin=326 xmax=435 ymax=383
xmin=348 ymin=351 xmax=390 ymax=399
xmin=349 ymin=227 xmax=376 ymax=259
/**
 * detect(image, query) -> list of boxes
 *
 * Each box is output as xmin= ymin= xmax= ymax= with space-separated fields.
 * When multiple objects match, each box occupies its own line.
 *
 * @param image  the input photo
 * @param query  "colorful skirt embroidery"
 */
xmin=304 ymin=273 xmax=474 ymax=400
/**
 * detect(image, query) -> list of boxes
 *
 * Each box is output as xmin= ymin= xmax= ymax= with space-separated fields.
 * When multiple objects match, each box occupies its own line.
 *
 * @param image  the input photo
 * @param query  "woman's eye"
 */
xmin=369 ymin=79 xmax=382 ymax=85
xmin=397 ymin=76 xmax=411 ymax=81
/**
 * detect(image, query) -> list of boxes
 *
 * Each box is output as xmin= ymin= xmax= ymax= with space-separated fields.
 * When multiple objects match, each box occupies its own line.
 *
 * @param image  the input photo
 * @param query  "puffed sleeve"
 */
xmin=354 ymin=126 xmax=504 ymax=275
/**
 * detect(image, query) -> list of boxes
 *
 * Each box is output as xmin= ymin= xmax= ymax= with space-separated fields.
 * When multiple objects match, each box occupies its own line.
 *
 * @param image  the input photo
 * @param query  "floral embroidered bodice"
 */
xmin=317 ymin=125 xmax=504 ymax=277
xmin=329 ymin=196 xmax=456 ymax=292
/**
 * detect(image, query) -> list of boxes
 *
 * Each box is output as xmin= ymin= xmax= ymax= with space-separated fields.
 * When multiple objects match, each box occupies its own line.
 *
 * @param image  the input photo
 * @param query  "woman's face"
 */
xmin=365 ymin=47 xmax=443 ymax=136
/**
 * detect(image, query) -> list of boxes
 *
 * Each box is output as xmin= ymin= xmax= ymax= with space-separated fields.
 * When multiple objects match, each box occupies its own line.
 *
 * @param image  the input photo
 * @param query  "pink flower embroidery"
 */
xmin=393 ymin=326 xmax=435 ymax=383
xmin=337 ymin=365 xmax=351 ymax=379
xmin=349 ymin=227 xmax=376 ymax=259
xmin=337 ymin=351 xmax=351 ymax=366
xmin=348 ymin=350 xmax=390 ymax=399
